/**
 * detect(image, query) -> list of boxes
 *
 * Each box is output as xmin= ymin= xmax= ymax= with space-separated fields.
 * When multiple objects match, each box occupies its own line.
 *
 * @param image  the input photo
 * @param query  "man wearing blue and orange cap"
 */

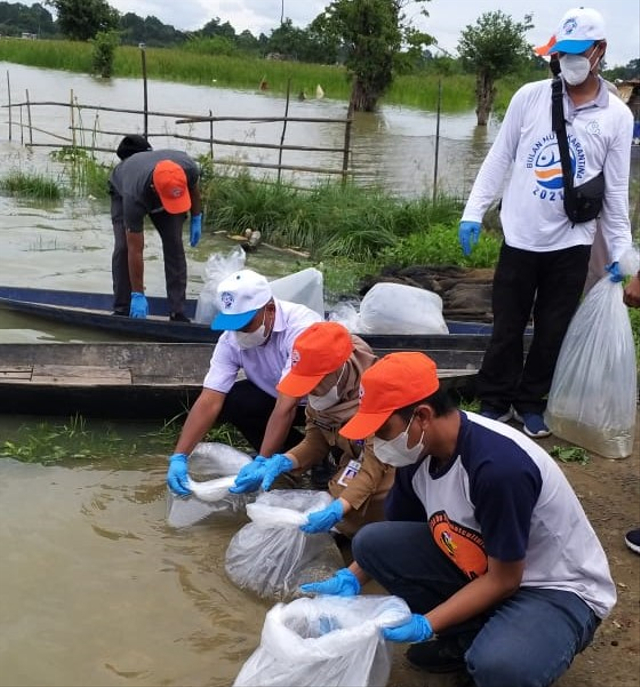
xmin=301 ymin=351 xmax=615 ymax=685
xmin=458 ymin=7 xmax=634 ymax=439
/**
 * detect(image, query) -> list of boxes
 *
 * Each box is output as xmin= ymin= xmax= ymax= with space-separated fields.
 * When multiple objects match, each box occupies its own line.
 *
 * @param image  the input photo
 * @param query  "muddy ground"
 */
xmin=373 ymin=412 xmax=640 ymax=687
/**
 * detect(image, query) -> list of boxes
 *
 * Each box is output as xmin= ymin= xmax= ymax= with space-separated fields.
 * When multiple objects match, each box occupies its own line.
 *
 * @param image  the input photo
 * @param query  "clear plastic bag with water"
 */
xmin=233 ymin=594 xmax=412 ymax=687
xmin=194 ymin=246 xmax=246 ymax=325
xmin=545 ymin=269 xmax=638 ymax=459
xmin=225 ymin=490 xmax=343 ymax=600
xmin=166 ymin=442 xmax=255 ymax=527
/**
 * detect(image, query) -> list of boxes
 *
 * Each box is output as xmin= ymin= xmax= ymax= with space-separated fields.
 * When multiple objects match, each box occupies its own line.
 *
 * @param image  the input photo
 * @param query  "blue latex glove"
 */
xmin=606 ymin=261 xmax=623 ymax=283
xmin=229 ymin=456 xmax=267 ymax=494
xmin=458 ymin=221 xmax=481 ymax=257
xmin=129 ymin=292 xmax=149 ymax=319
xmin=167 ymin=452 xmax=191 ymax=496
xmin=382 ymin=613 xmax=434 ymax=643
xmin=261 ymin=454 xmax=294 ymax=491
xmin=300 ymin=499 xmax=344 ymax=534
xmin=300 ymin=567 xmax=361 ymax=597
xmin=189 ymin=213 xmax=202 ymax=247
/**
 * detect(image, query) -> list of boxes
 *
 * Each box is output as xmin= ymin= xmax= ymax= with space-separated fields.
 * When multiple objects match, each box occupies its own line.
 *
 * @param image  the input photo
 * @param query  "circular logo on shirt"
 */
xmin=533 ymin=142 xmax=576 ymax=190
xmin=221 ymin=291 xmax=234 ymax=310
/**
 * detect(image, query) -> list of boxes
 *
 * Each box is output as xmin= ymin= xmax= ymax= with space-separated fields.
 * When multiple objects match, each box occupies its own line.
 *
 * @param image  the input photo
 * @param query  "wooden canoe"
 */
xmin=0 ymin=342 xmax=479 ymax=419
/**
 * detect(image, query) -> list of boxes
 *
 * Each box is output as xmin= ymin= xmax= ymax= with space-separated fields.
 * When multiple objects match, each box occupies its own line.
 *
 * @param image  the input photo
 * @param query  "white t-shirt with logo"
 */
xmin=462 ymin=77 xmax=633 ymax=261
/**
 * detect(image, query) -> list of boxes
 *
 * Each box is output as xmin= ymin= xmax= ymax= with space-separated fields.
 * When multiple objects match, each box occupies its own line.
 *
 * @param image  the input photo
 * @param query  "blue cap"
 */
xmin=211 ymin=307 xmax=258 ymax=331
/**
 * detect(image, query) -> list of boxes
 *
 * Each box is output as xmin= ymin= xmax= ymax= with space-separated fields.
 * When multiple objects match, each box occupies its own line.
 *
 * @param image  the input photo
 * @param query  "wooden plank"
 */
xmin=30 ymin=365 xmax=132 ymax=386
xmin=0 ymin=366 xmax=33 ymax=380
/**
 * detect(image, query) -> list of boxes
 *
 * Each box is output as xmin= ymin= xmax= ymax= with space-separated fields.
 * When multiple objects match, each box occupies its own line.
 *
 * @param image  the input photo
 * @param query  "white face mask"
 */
xmin=308 ymin=365 xmax=345 ymax=411
xmin=234 ymin=311 xmax=269 ymax=350
xmin=560 ymin=51 xmax=599 ymax=86
xmin=373 ymin=416 xmax=425 ymax=467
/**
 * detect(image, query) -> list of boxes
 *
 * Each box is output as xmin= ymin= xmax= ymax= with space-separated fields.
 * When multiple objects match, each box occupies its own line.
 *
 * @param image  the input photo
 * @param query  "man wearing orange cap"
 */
xmin=228 ymin=321 xmax=395 ymax=537
xmin=301 ymin=351 xmax=615 ymax=685
xmin=108 ymin=149 xmax=202 ymax=321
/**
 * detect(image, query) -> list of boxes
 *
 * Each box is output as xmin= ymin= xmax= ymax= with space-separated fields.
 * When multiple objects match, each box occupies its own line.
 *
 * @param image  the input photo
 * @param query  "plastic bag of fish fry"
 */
xmin=225 ymin=490 xmax=343 ymax=600
xmin=233 ymin=594 xmax=411 ymax=687
xmin=166 ymin=442 xmax=255 ymax=528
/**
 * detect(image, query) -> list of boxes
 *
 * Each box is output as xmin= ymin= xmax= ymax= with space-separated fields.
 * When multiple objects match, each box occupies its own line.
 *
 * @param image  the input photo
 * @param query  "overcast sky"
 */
xmin=105 ymin=0 xmax=638 ymax=67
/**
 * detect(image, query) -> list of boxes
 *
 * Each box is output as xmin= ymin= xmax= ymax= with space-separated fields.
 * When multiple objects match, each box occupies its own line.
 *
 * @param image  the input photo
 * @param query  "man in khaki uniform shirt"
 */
xmin=230 ymin=321 xmax=394 ymax=537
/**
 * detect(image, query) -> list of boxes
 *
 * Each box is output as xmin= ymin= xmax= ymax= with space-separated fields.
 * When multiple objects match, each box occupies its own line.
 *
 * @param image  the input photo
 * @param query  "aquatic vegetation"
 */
xmin=0 ymin=171 xmax=63 ymax=200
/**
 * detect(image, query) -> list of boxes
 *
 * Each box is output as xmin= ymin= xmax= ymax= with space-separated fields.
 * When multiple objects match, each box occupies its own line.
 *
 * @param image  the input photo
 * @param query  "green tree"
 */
xmin=311 ymin=0 xmax=433 ymax=112
xmin=91 ymin=29 xmax=119 ymax=77
xmin=457 ymin=10 xmax=533 ymax=126
xmin=46 ymin=0 xmax=119 ymax=40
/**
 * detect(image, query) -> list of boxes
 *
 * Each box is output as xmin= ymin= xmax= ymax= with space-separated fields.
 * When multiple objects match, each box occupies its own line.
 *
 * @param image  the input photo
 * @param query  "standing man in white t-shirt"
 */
xmin=165 ymin=269 xmax=321 ymax=496
xmin=458 ymin=7 xmax=633 ymax=438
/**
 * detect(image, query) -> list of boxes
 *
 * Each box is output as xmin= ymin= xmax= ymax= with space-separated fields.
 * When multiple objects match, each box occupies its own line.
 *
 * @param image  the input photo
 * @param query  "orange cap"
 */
xmin=152 ymin=160 xmax=191 ymax=214
xmin=340 ymin=352 xmax=440 ymax=440
xmin=277 ymin=322 xmax=354 ymax=397
xmin=534 ymin=35 xmax=557 ymax=56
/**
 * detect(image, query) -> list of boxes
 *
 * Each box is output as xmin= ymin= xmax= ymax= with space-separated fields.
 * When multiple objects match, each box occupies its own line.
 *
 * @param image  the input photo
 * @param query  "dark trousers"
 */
xmin=478 ymin=243 xmax=591 ymax=415
xmin=218 ymin=379 xmax=306 ymax=453
xmin=353 ymin=521 xmax=599 ymax=687
xmin=111 ymin=209 xmax=187 ymax=316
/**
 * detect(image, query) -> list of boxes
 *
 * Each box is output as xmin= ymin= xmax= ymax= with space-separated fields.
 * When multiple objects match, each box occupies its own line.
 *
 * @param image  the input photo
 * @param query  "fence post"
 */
xmin=70 ymin=89 xmax=76 ymax=148
xmin=432 ymin=79 xmax=442 ymax=203
xmin=6 ymin=70 xmax=12 ymax=142
xmin=209 ymin=109 xmax=214 ymax=160
xmin=277 ymin=79 xmax=292 ymax=184
xmin=341 ymin=100 xmax=353 ymax=186
xmin=140 ymin=44 xmax=148 ymax=139
xmin=19 ymin=104 xmax=23 ymax=145
xmin=25 ymin=88 xmax=33 ymax=146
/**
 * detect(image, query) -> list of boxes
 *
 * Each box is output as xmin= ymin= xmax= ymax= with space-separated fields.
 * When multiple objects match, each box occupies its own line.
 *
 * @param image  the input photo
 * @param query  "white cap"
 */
xmin=552 ymin=8 xmax=606 ymax=54
xmin=211 ymin=269 xmax=272 ymax=331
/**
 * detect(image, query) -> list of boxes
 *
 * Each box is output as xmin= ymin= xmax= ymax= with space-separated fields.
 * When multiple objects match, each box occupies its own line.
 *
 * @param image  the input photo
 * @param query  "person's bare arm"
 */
xmin=125 ymin=230 xmax=145 ymax=292
xmin=259 ymin=393 xmax=299 ymax=457
xmin=174 ymin=388 xmax=225 ymax=455
xmin=190 ymin=183 xmax=202 ymax=216
xmin=623 ymin=274 xmax=640 ymax=308
xmin=426 ymin=557 xmax=524 ymax=634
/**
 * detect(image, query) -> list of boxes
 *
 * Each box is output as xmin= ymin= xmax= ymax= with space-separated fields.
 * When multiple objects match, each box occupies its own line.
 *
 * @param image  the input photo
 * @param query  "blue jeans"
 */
xmin=352 ymin=521 xmax=600 ymax=687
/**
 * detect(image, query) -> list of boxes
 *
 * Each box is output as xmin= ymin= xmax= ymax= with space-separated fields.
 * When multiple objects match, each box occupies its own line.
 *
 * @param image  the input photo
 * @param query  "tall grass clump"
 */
xmin=0 ymin=171 xmax=63 ymax=200
xmin=50 ymin=147 xmax=112 ymax=199
xmin=201 ymin=170 xmax=469 ymax=262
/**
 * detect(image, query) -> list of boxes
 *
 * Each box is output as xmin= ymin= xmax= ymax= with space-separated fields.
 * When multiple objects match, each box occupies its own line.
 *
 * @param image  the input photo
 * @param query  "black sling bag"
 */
xmin=551 ymin=76 xmax=605 ymax=224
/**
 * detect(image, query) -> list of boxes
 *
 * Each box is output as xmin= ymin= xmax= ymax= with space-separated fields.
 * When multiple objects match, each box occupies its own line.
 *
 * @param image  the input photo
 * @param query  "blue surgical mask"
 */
xmin=373 ymin=415 xmax=424 ymax=467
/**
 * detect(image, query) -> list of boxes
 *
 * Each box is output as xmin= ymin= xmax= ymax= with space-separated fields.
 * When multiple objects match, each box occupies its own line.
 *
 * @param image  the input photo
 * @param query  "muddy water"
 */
xmin=0 ymin=455 xmax=268 ymax=687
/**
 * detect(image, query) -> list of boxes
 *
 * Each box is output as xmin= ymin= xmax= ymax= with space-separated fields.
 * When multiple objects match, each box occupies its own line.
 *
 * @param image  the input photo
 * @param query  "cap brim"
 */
xmin=160 ymin=190 xmax=191 ymax=214
xmin=552 ymin=39 xmax=595 ymax=54
xmin=277 ymin=371 xmax=327 ymax=398
xmin=534 ymin=36 xmax=556 ymax=56
xmin=211 ymin=308 xmax=258 ymax=331
xmin=339 ymin=409 xmax=394 ymax=440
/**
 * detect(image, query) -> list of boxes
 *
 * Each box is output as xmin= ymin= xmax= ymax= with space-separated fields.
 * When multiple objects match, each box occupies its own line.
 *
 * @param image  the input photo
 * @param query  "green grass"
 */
xmin=0 ymin=171 xmax=63 ymax=199
xmin=0 ymin=413 xmax=250 ymax=466
xmin=0 ymin=37 xmax=529 ymax=111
